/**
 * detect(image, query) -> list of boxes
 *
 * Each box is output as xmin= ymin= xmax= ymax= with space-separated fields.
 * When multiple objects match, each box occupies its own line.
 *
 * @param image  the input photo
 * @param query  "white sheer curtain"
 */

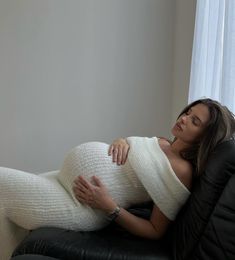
xmin=188 ymin=0 xmax=235 ymax=113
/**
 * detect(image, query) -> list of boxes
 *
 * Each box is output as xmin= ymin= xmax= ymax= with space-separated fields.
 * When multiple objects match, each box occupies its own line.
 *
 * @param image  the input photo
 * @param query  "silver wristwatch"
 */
xmin=107 ymin=205 xmax=121 ymax=221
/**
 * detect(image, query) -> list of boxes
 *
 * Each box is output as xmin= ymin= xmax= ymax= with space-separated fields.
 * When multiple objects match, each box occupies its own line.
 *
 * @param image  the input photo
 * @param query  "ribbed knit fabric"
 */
xmin=0 ymin=207 xmax=29 ymax=260
xmin=0 ymin=138 xmax=190 ymax=259
xmin=58 ymin=142 xmax=150 ymax=210
xmin=127 ymin=136 xmax=191 ymax=220
xmin=0 ymin=142 xmax=150 ymax=260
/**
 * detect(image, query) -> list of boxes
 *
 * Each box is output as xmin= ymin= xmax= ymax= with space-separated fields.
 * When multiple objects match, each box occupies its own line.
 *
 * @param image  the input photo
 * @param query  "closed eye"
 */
xmin=185 ymin=108 xmax=202 ymax=126
xmin=192 ymin=117 xmax=200 ymax=126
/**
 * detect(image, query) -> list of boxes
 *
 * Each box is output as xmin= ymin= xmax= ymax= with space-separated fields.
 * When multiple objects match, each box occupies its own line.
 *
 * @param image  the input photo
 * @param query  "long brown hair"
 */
xmin=176 ymin=98 xmax=235 ymax=176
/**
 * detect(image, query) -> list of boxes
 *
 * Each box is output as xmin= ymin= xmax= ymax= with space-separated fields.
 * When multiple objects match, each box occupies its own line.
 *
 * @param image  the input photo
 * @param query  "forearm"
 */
xmin=106 ymin=206 xmax=161 ymax=240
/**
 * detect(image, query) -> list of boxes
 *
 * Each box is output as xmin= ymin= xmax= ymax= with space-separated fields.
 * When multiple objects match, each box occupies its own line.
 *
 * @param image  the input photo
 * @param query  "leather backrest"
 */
xmin=172 ymin=139 xmax=235 ymax=260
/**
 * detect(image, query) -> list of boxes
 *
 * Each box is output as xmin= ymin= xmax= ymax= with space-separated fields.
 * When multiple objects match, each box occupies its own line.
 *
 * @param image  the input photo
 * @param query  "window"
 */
xmin=189 ymin=0 xmax=235 ymax=113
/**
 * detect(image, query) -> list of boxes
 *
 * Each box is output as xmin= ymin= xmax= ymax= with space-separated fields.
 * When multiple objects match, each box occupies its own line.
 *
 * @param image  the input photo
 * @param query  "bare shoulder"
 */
xmin=157 ymin=138 xmax=193 ymax=190
xmin=171 ymin=158 xmax=193 ymax=190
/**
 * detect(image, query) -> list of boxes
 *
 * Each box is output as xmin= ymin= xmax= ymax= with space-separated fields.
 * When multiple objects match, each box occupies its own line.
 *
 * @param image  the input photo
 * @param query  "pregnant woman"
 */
xmin=1 ymin=98 xmax=234 ymax=260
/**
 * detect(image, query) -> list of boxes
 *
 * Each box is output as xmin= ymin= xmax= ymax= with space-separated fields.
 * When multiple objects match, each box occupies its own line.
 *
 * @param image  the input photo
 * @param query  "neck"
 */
xmin=170 ymin=138 xmax=191 ymax=155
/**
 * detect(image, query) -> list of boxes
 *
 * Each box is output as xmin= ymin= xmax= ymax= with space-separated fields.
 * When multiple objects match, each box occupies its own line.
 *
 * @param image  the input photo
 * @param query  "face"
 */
xmin=171 ymin=103 xmax=210 ymax=144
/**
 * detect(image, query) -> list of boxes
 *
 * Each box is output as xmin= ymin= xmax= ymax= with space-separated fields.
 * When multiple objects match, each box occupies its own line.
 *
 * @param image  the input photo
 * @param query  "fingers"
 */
xmin=73 ymin=176 xmax=91 ymax=195
xmin=122 ymin=146 xmax=130 ymax=164
xmin=112 ymin=147 xmax=119 ymax=164
xmin=117 ymin=147 xmax=122 ymax=165
xmin=73 ymin=177 xmax=94 ymax=205
xmin=108 ymin=145 xmax=114 ymax=156
xmin=74 ymin=191 xmax=93 ymax=206
xmin=109 ymin=145 xmax=125 ymax=165
xmin=73 ymin=181 xmax=88 ymax=198
xmin=92 ymin=175 xmax=103 ymax=187
xmin=73 ymin=185 xmax=86 ymax=204
xmin=73 ymin=175 xmax=113 ymax=211
xmin=74 ymin=182 xmax=88 ymax=195
xmin=115 ymin=145 xmax=128 ymax=165
xmin=108 ymin=145 xmax=118 ymax=162
xmin=74 ymin=175 xmax=91 ymax=190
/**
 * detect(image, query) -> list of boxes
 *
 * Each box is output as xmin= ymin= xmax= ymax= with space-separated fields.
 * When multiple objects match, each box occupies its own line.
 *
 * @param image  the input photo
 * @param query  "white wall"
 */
xmin=172 ymin=0 xmax=196 ymax=124
xmin=0 ymin=0 xmax=177 ymax=172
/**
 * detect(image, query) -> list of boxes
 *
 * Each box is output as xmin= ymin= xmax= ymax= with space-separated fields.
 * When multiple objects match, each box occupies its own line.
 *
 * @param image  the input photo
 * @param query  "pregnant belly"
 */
xmin=58 ymin=142 xmax=150 ymax=208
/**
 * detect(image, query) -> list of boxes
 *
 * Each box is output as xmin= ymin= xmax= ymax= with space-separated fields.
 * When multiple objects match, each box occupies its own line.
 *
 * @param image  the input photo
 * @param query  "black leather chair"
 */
xmin=11 ymin=256 xmax=58 ymax=260
xmin=12 ymin=139 xmax=235 ymax=260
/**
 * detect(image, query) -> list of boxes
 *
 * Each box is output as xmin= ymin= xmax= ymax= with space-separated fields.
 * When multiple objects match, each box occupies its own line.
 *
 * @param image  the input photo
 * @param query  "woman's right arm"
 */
xmin=73 ymin=175 xmax=171 ymax=239
xmin=114 ymin=203 xmax=171 ymax=239
xmin=108 ymin=138 xmax=130 ymax=165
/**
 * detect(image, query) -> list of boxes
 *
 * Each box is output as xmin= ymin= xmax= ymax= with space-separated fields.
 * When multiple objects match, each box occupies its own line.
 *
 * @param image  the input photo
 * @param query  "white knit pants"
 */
xmin=0 ymin=168 xmax=84 ymax=260
xmin=0 ymin=207 xmax=29 ymax=260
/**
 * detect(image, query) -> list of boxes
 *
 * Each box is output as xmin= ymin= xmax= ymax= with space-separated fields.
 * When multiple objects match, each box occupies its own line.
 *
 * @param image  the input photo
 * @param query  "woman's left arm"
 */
xmin=73 ymin=175 xmax=171 ymax=239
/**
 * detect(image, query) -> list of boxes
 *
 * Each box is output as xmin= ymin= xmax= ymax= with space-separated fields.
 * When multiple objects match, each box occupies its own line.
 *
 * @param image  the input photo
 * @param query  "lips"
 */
xmin=175 ymin=122 xmax=183 ymax=131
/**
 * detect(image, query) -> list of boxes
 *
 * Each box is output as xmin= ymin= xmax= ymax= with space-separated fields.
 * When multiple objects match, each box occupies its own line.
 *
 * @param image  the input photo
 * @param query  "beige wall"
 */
xmin=0 ymin=0 xmax=196 ymax=172
xmin=0 ymin=0 xmax=177 ymax=172
xmin=172 ymin=0 xmax=197 ymax=125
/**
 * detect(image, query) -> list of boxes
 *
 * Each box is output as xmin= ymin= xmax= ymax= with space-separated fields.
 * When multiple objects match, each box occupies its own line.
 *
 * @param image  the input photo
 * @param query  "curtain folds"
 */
xmin=188 ymin=0 xmax=235 ymax=113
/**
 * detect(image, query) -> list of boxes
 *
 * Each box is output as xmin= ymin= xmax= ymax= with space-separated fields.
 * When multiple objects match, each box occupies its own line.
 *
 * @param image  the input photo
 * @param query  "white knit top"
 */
xmin=126 ymin=136 xmax=191 ymax=220
xmin=0 ymin=137 xmax=191 ymax=260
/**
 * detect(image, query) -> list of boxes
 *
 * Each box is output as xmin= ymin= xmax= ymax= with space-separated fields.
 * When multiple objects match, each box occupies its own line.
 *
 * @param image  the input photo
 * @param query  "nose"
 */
xmin=180 ymin=115 xmax=187 ymax=124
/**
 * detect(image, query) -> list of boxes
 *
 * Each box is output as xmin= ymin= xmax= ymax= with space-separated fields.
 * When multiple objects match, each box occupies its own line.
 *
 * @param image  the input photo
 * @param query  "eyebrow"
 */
xmin=188 ymin=108 xmax=203 ymax=125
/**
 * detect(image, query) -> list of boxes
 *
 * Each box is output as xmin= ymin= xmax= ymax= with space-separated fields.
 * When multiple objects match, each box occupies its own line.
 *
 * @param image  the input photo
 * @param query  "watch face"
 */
xmin=107 ymin=206 xmax=121 ymax=221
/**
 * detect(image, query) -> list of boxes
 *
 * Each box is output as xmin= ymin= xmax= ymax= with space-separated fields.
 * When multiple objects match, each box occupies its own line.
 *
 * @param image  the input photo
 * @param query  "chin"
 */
xmin=171 ymin=127 xmax=179 ymax=137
